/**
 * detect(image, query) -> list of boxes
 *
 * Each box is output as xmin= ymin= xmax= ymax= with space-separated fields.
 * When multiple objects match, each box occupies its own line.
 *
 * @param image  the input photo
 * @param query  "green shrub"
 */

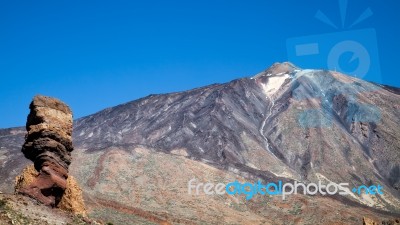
xmin=0 ymin=199 xmax=7 ymax=209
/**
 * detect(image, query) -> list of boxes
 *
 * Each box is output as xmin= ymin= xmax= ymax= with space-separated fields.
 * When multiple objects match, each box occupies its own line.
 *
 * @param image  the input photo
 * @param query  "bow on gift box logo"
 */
xmin=287 ymin=0 xmax=381 ymax=83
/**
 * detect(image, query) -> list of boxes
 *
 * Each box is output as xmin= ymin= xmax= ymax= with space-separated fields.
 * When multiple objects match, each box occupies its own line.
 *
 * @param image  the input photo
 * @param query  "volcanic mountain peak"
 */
xmin=67 ymin=64 xmax=400 ymax=220
xmin=253 ymin=62 xmax=299 ymax=78
xmin=1 ymin=63 xmax=400 ymax=223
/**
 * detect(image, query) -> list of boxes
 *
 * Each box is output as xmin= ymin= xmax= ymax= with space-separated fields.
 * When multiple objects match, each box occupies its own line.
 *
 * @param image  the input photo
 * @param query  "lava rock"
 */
xmin=18 ymin=95 xmax=74 ymax=207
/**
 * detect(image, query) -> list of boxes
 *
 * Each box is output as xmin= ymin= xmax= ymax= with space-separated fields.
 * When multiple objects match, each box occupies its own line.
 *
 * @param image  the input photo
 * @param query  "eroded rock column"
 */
xmin=18 ymin=95 xmax=74 ymax=207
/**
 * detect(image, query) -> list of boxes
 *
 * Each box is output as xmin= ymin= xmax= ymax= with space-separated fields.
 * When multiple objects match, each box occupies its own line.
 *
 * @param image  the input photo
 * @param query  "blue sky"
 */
xmin=1 ymin=0 xmax=399 ymax=128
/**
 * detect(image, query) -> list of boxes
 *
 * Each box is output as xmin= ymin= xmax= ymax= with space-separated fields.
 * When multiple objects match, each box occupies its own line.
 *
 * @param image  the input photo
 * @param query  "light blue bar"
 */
xmin=295 ymin=43 xmax=320 ymax=56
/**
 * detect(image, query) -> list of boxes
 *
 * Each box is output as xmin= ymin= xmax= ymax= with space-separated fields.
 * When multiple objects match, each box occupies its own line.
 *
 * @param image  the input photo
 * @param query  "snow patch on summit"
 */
xmin=261 ymin=73 xmax=290 ymax=97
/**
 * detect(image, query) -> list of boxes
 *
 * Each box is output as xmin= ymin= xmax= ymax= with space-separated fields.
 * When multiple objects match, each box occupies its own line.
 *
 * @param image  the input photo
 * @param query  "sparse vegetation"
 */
xmin=288 ymin=202 xmax=303 ymax=215
xmin=0 ymin=198 xmax=46 ymax=225
xmin=66 ymin=214 xmax=91 ymax=225
xmin=0 ymin=195 xmax=99 ymax=225
xmin=0 ymin=198 xmax=6 ymax=209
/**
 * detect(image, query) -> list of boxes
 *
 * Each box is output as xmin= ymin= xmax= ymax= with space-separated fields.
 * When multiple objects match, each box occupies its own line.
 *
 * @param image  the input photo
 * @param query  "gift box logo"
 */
xmin=286 ymin=0 xmax=382 ymax=128
xmin=287 ymin=0 xmax=381 ymax=83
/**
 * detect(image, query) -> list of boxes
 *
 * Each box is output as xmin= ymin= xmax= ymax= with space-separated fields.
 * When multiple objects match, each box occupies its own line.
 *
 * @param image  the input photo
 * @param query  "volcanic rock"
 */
xmin=2 ymin=64 xmax=400 ymax=223
xmin=15 ymin=164 xmax=86 ymax=215
xmin=17 ymin=95 xmax=74 ymax=207
xmin=363 ymin=217 xmax=400 ymax=225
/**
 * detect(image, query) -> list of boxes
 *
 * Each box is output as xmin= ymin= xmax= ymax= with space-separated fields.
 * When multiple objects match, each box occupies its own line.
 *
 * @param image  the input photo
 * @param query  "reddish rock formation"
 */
xmin=17 ymin=95 xmax=74 ymax=207
xmin=363 ymin=217 xmax=400 ymax=225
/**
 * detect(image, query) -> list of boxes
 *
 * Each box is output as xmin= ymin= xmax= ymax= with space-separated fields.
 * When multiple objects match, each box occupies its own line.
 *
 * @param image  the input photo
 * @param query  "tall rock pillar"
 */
xmin=16 ymin=95 xmax=75 ymax=207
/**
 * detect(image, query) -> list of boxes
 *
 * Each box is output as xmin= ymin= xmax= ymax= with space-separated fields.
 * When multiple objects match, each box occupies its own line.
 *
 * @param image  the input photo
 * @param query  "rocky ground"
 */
xmin=0 ymin=193 xmax=94 ymax=225
xmin=1 ymin=63 xmax=400 ymax=224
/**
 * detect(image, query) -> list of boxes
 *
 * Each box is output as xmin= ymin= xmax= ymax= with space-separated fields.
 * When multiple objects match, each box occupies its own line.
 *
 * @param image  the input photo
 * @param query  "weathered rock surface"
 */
xmin=1 ymin=64 xmax=400 ymax=223
xmin=15 ymin=164 xmax=87 ymax=215
xmin=17 ymin=95 xmax=74 ymax=207
xmin=363 ymin=217 xmax=400 ymax=225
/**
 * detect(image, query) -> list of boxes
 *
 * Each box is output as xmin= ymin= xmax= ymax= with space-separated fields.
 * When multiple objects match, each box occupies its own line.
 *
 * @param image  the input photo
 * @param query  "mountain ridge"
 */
xmin=1 ymin=62 xmax=400 ymax=224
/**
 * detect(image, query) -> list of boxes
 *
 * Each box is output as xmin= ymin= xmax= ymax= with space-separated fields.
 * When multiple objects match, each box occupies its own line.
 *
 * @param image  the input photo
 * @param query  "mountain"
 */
xmin=1 ymin=62 xmax=400 ymax=224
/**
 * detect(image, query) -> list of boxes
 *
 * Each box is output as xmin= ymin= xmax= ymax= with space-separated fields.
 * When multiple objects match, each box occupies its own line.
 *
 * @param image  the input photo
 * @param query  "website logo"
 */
xmin=188 ymin=179 xmax=383 ymax=201
xmin=287 ymin=0 xmax=381 ymax=83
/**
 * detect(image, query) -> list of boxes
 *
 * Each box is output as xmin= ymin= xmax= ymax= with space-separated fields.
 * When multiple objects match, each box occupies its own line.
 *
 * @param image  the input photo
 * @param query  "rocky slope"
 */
xmin=0 ymin=194 xmax=92 ymax=225
xmin=1 ymin=62 xmax=400 ymax=224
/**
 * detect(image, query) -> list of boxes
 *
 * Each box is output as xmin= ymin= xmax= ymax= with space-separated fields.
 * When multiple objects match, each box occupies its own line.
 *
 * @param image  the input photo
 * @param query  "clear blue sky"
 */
xmin=1 ymin=0 xmax=399 ymax=128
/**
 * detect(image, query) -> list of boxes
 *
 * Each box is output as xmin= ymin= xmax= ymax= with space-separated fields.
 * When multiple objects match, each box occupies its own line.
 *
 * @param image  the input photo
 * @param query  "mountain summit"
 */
xmin=1 ymin=63 xmax=399 ymax=224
